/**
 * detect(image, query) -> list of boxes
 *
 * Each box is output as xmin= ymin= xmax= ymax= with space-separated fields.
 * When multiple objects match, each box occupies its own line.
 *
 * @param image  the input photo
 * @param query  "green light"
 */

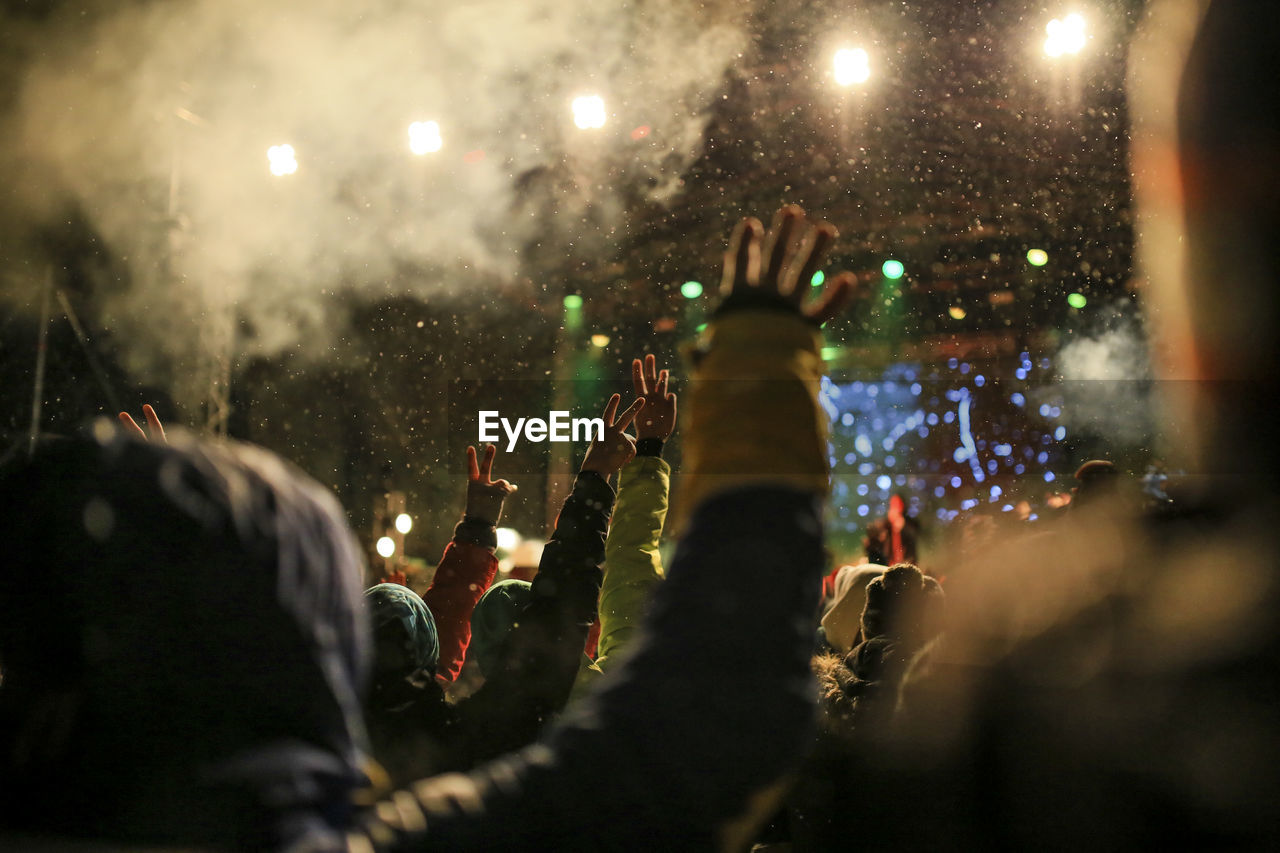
xmin=882 ymin=259 xmax=904 ymax=280
xmin=810 ymin=270 xmax=825 ymax=287
xmin=563 ymin=294 xmax=583 ymax=310
xmin=695 ymin=322 xmax=708 ymax=333
xmin=1067 ymin=292 xmax=1087 ymax=309
xmin=1026 ymin=248 xmax=1049 ymax=267
xmin=680 ymin=280 xmax=703 ymax=299
xmin=821 ymin=346 xmax=841 ymax=362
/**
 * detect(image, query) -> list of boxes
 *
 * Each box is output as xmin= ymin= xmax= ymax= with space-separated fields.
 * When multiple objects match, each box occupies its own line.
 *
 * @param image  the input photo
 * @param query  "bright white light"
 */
xmin=408 ymin=121 xmax=443 ymax=155
xmin=267 ymin=144 xmax=298 ymax=176
xmin=833 ymin=48 xmax=871 ymax=86
xmin=394 ymin=513 xmax=413 ymax=534
xmin=375 ymin=536 xmax=396 ymax=558
xmin=1044 ymin=13 xmax=1086 ymax=57
xmin=572 ymin=95 xmax=607 ymax=130
xmin=496 ymin=527 xmax=521 ymax=552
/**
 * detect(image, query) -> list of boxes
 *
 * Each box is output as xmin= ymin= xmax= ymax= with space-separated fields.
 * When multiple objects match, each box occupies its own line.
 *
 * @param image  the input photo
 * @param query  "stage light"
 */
xmin=1044 ymin=13 xmax=1086 ymax=57
xmin=376 ymin=536 xmax=396 ymax=558
xmin=680 ymin=280 xmax=703 ymax=299
xmin=496 ymin=527 xmax=520 ymax=552
xmin=811 ymin=270 xmax=825 ymax=287
xmin=408 ymin=121 xmax=443 ymax=155
xmin=572 ymin=95 xmax=607 ymax=129
xmin=821 ymin=346 xmax=841 ymax=362
xmin=591 ymin=334 xmax=611 ymax=348
xmin=1067 ymin=292 xmax=1087 ymax=308
xmin=394 ymin=513 xmax=412 ymax=534
xmin=833 ymin=48 xmax=871 ymax=86
xmin=1027 ymin=248 xmax=1049 ymax=266
xmin=267 ymin=144 xmax=298 ymax=176
xmin=949 ymin=306 xmax=967 ymax=320
xmin=563 ymin=294 xmax=583 ymax=310
xmin=882 ymin=259 xmax=905 ymax=279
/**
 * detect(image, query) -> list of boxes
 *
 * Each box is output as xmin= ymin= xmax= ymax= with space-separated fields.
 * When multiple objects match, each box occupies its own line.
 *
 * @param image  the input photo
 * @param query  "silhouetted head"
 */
xmin=0 ymin=423 xmax=370 ymax=849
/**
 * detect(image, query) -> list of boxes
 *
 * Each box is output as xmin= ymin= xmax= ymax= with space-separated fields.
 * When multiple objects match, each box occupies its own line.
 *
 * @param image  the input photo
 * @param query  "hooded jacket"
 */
xmin=0 ymin=429 xmax=370 ymax=851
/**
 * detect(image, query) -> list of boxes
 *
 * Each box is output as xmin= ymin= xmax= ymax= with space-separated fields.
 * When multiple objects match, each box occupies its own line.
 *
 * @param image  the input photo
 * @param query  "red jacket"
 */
xmin=423 ymin=520 xmax=500 ymax=683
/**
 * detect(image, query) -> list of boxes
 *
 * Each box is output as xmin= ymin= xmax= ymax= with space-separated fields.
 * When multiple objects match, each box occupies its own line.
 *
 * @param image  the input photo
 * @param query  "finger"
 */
xmin=644 ymin=353 xmax=657 ymax=390
xmin=602 ymin=393 xmax=621 ymax=426
xmin=656 ymin=369 xmax=668 ymax=398
xmin=118 ymin=412 xmax=147 ymax=440
xmin=668 ymin=392 xmax=677 ymax=425
xmin=480 ymin=444 xmax=497 ymax=481
xmin=806 ymin=271 xmax=858 ymax=326
xmin=632 ymin=358 xmax=647 ymax=397
xmin=720 ymin=217 xmax=762 ymax=295
xmin=763 ymin=205 xmax=804 ymax=290
xmin=141 ymin=404 xmax=166 ymax=443
xmin=787 ymin=223 xmax=838 ymax=302
xmin=492 ymin=479 xmax=518 ymax=495
xmin=613 ymin=397 xmax=646 ymax=432
xmin=466 ymin=446 xmax=480 ymax=481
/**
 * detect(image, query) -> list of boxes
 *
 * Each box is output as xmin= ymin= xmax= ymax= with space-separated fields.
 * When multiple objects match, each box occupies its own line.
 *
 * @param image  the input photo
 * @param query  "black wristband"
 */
xmin=713 ymin=288 xmax=816 ymax=325
xmin=635 ymin=437 xmax=665 ymax=458
xmin=455 ymin=516 xmax=498 ymax=550
xmin=576 ymin=469 xmax=610 ymax=488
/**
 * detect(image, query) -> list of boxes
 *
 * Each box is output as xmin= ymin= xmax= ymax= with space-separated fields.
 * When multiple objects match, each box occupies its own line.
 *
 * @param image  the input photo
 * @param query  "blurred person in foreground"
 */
xmin=776 ymin=5 xmax=1280 ymax=849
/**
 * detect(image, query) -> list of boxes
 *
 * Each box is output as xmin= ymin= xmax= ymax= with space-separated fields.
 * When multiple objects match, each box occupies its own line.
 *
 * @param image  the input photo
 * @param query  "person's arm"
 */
xmin=422 ymin=445 xmax=516 ymax=684
xmin=351 ymin=205 xmax=857 ymax=849
xmin=445 ymin=395 xmax=644 ymax=765
xmin=594 ymin=355 xmax=675 ymax=671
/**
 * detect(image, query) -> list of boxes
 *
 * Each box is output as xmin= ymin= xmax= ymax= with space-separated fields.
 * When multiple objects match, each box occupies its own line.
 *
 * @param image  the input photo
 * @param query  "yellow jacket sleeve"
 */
xmin=674 ymin=310 xmax=829 ymax=533
xmin=595 ymin=454 xmax=670 ymax=671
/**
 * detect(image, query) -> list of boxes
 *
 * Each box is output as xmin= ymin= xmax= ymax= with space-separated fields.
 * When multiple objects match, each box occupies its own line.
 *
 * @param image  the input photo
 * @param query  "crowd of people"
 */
xmin=3 ymin=3 xmax=1280 ymax=848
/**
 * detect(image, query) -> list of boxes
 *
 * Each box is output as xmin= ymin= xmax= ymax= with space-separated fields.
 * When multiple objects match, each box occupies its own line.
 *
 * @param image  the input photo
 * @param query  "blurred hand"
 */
xmin=580 ymin=393 xmax=645 ymax=479
xmin=719 ymin=204 xmax=860 ymax=325
xmin=118 ymin=404 xmax=167 ymax=443
xmin=631 ymin=354 xmax=677 ymax=441
xmin=465 ymin=444 xmax=518 ymax=525
xmin=382 ymin=569 xmax=408 ymax=587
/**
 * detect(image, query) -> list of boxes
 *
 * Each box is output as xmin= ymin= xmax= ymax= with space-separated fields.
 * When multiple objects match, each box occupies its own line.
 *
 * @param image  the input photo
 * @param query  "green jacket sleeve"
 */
xmin=594 ymin=454 xmax=670 ymax=671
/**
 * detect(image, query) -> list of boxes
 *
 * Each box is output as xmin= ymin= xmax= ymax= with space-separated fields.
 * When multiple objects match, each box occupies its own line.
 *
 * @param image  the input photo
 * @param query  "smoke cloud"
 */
xmin=1 ymin=0 xmax=752 ymax=406
xmin=1053 ymin=300 xmax=1156 ymax=447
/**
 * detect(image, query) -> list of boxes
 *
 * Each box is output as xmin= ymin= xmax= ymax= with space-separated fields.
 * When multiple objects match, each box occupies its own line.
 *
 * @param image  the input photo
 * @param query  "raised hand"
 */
xmin=465 ymin=444 xmax=518 ymax=525
xmin=118 ymin=404 xmax=167 ymax=444
xmin=580 ymin=393 xmax=645 ymax=479
xmin=631 ymin=354 xmax=677 ymax=441
xmin=719 ymin=204 xmax=859 ymax=325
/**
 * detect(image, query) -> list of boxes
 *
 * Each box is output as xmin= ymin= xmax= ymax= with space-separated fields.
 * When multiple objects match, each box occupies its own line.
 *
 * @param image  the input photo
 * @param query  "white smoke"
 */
xmin=1054 ymin=300 xmax=1155 ymax=447
xmin=1 ymin=0 xmax=752 ymax=405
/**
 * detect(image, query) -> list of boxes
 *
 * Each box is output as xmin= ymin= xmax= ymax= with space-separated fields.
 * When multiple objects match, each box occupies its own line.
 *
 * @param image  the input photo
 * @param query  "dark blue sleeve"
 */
xmin=445 ymin=471 xmax=614 ymax=769
xmin=355 ymin=485 xmax=824 ymax=851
